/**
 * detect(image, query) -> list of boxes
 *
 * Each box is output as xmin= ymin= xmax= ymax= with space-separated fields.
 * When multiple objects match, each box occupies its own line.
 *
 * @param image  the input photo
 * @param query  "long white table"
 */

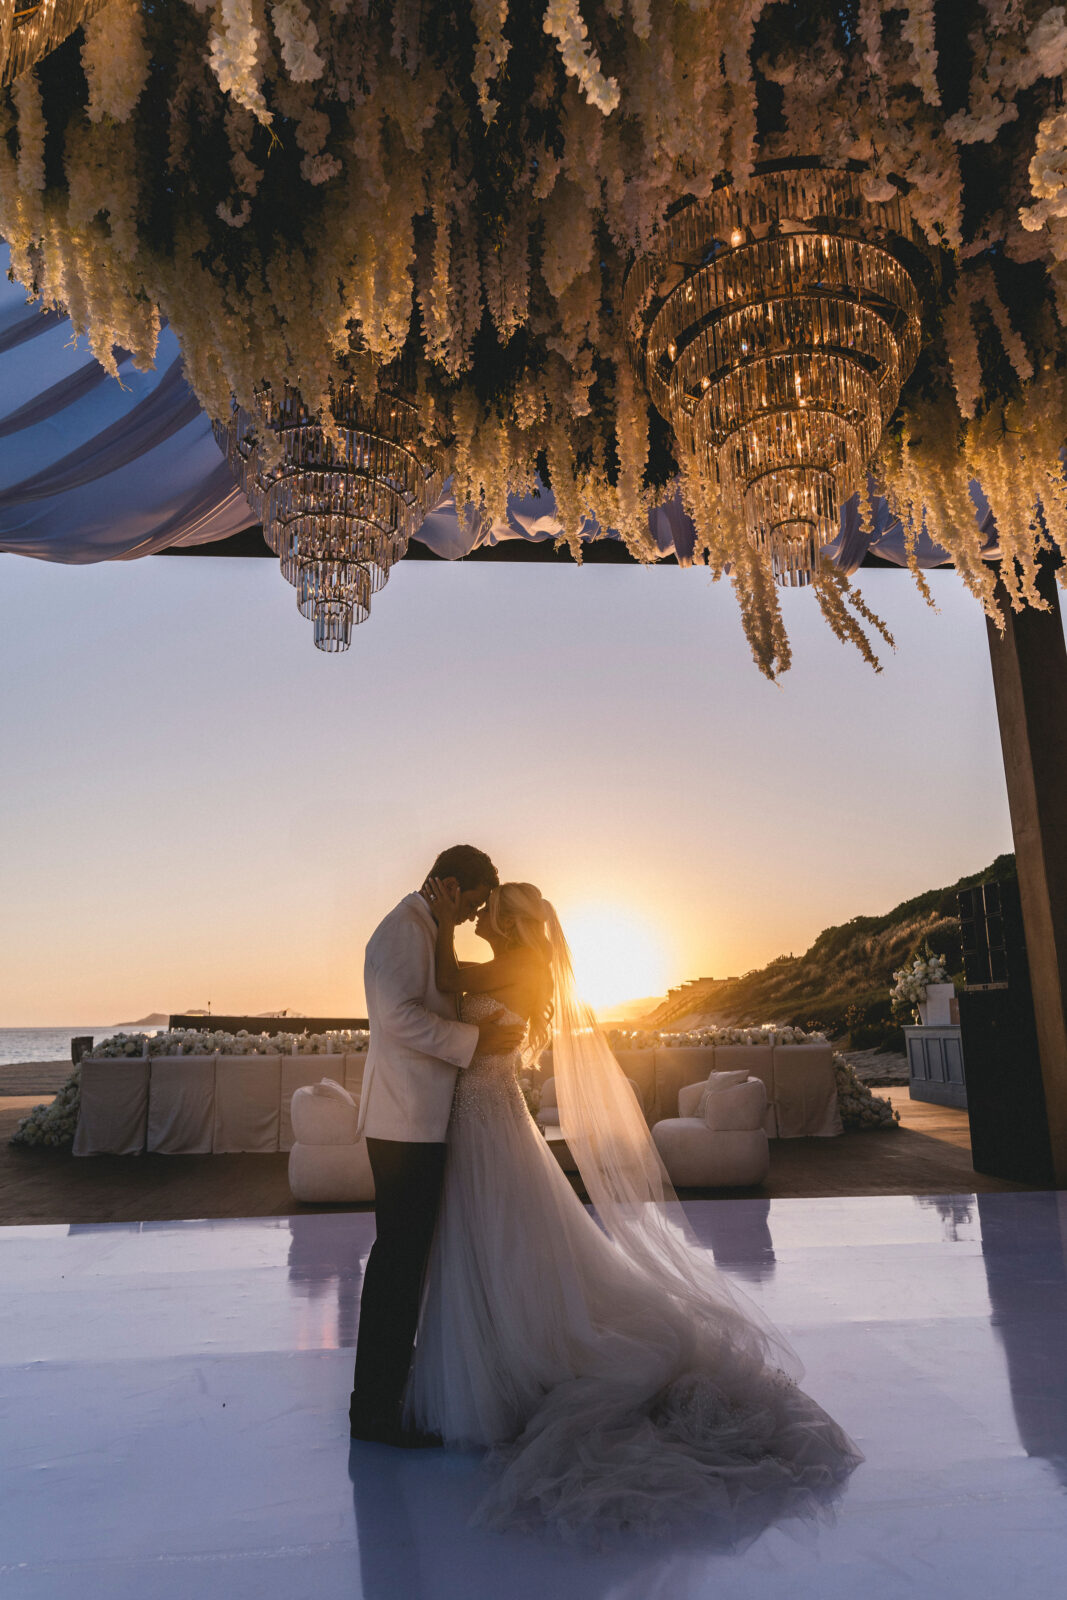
xmin=541 ymin=1042 xmax=842 ymax=1142
xmin=73 ymin=1054 xmax=368 ymax=1156
xmin=74 ymin=1043 xmax=841 ymax=1157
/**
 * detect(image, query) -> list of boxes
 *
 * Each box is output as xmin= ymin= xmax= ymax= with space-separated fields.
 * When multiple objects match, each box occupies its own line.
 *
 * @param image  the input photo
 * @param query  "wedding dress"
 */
xmin=406 ymin=991 xmax=862 ymax=1541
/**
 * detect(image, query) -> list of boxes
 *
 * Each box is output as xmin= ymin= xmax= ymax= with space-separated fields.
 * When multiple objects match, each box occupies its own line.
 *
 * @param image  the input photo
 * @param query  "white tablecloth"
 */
xmin=772 ymin=1044 xmax=842 ymax=1138
xmin=147 ymin=1058 xmax=216 ymax=1154
xmin=72 ymin=1043 xmax=838 ymax=1157
xmin=73 ymin=1059 xmax=149 ymax=1156
xmin=653 ymin=1043 xmax=839 ymax=1139
xmin=213 ymin=1056 xmax=282 ymax=1153
xmin=74 ymin=1052 xmax=371 ymax=1156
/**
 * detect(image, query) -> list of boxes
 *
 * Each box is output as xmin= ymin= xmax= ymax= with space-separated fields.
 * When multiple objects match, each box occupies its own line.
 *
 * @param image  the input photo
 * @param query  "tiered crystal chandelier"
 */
xmin=214 ymin=375 xmax=442 ymax=651
xmin=1 ymin=1 xmax=113 ymax=87
xmin=625 ymin=166 xmax=933 ymax=585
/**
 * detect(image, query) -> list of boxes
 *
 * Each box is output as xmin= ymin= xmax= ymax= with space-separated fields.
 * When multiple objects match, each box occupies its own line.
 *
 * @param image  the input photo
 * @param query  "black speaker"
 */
xmin=957 ymin=877 xmax=1054 ymax=1185
xmin=958 ymin=877 xmax=1026 ymax=989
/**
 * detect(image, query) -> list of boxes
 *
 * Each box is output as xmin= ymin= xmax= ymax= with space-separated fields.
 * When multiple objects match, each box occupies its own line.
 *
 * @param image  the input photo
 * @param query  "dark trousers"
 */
xmin=350 ymin=1137 xmax=447 ymax=1429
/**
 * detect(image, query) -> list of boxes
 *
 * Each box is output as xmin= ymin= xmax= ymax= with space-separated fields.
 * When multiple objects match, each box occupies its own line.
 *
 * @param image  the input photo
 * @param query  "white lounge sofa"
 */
xmin=651 ymin=1073 xmax=770 ymax=1188
xmin=651 ymin=1043 xmax=841 ymax=1139
xmin=287 ymin=1080 xmax=375 ymax=1203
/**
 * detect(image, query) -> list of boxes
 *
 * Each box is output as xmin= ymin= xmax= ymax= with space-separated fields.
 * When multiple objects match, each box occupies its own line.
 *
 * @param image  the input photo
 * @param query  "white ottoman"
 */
xmin=651 ymin=1120 xmax=770 ymax=1187
xmin=710 ymin=1045 xmax=778 ymax=1137
xmin=279 ymin=1059 xmax=329 ymax=1152
xmin=652 ymin=1075 xmax=770 ymax=1187
xmin=287 ymin=1082 xmax=375 ymax=1203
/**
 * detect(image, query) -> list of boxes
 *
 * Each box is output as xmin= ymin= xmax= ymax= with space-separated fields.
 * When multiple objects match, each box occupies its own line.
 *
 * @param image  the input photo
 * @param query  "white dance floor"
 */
xmin=2 ymin=1192 xmax=1066 ymax=1598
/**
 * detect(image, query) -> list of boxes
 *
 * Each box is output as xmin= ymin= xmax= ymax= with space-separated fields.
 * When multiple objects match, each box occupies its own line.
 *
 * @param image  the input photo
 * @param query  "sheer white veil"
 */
xmin=540 ymin=896 xmax=802 ymax=1379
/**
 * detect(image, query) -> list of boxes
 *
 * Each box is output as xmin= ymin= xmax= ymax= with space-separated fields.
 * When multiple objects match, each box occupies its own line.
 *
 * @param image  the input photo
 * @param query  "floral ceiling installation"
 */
xmin=1 ymin=0 xmax=1066 ymax=674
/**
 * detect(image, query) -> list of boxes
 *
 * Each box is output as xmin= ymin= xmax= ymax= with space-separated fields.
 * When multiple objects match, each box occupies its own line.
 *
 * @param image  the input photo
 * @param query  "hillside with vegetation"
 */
xmin=654 ymin=855 xmax=1017 ymax=1050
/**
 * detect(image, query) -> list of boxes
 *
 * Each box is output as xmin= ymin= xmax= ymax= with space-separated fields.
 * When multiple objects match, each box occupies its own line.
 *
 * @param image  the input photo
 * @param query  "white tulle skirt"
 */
xmin=406 ymin=1043 xmax=862 ymax=1541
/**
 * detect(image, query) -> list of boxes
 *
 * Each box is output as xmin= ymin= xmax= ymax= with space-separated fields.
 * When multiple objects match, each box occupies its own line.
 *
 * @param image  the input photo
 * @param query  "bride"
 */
xmin=405 ymin=878 xmax=862 ymax=1540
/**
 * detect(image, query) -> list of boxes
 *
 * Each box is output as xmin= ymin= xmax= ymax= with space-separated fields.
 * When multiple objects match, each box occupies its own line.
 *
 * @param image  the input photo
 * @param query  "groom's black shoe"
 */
xmin=350 ymin=1418 xmax=444 ymax=1449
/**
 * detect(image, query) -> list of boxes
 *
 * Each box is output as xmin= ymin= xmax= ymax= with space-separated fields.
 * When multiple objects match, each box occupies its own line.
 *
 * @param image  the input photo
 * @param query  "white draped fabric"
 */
xmin=0 ymin=251 xmax=251 ymax=563
xmin=72 ymin=1058 xmax=149 ymax=1157
xmin=145 ymin=1058 xmax=216 ymax=1155
xmin=72 ymin=1053 xmax=371 ymax=1157
xmin=212 ymin=1056 xmax=282 ymax=1154
xmin=0 ymin=247 xmax=977 ymax=571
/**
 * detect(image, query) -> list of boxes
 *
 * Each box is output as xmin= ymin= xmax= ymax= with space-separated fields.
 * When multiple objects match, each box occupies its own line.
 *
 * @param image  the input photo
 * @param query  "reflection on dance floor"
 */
xmin=1 ymin=1193 xmax=1066 ymax=1598
xmin=978 ymin=1191 xmax=1067 ymax=1492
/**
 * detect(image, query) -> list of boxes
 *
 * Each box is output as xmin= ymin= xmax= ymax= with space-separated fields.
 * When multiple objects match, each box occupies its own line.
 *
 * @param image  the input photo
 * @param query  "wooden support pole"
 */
xmin=985 ymin=558 xmax=1067 ymax=1186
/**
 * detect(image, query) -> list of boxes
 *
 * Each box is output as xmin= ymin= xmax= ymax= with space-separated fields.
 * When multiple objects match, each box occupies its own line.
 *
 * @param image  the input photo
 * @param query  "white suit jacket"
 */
xmin=357 ymin=892 xmax=480 ymax=1143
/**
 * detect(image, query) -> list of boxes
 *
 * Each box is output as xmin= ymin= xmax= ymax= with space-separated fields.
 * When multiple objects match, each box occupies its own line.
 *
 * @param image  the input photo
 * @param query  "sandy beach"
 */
xmin=0 ymin=1062 xmax=72 ymax=1096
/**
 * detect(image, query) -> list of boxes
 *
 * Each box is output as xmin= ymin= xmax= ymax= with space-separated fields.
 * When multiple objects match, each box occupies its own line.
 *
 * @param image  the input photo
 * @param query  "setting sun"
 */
xmin=559 ymin=904 xmax=672 ymax=1015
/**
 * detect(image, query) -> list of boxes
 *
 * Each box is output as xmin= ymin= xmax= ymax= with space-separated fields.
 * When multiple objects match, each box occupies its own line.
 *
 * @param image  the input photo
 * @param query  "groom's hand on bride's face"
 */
xmin=423 ymin=876 xmax=462 ymax=923
xmin=476 ymin=1018 xmax=525 ymax=1056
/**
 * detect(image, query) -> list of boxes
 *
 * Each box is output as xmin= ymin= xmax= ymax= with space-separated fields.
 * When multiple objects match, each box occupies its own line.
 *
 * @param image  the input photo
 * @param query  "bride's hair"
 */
xmin=484 ymin=882 xmax=566 ymax=1059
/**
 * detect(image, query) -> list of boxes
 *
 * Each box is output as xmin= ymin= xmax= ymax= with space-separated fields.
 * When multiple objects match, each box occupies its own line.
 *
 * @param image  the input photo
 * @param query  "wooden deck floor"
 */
xmin=0 ymin=1090 xmax=1043 ymax=1227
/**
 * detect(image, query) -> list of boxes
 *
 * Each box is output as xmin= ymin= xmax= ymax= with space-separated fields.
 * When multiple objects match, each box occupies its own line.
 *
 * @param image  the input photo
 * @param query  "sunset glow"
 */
xmin=0 ymin=560 xmax=1018 ymax=1027
xmin=561 ymin=905 xmax=672 ymax=1015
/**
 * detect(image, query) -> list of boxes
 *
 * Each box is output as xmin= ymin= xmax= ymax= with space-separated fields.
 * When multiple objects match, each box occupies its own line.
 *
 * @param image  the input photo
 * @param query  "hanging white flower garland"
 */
xmin=0 ymin=1 xmax=1065 ymax=675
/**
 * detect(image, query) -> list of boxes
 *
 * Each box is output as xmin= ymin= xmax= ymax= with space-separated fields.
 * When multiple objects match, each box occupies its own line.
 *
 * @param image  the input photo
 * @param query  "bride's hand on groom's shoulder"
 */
xmin=423 ymin=876 xmax=460 ymax=924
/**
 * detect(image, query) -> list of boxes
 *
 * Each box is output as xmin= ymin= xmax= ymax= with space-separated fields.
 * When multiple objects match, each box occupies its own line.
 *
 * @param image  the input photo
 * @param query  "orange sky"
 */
xmin=0 ymin=556 xmax=1019 ymax=1027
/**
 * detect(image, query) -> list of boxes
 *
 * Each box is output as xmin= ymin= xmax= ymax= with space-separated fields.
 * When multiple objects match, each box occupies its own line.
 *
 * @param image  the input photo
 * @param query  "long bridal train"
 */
xmin=407 ymin=995 xmax=862 ymax=1541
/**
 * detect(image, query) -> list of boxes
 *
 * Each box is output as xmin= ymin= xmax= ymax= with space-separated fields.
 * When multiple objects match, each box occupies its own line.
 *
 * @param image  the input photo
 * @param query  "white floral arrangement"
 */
xmin=85 ymin=1031 xmax=154 ymax=1058
xmin=85 ymin=1027 xmax=370 ymax=1059
xmin=10 ymin=1067 xmax=82 ymax=1149
xmin=3 ymin=4 xmax=1067 ymax=679
xmin=890 ymin=953 xmax=951 ymax=1011
xmin=603 ymin=1025 xmax=826 ymax=1051
xmin=833 ymin=1053 xmax=900 ymax=1131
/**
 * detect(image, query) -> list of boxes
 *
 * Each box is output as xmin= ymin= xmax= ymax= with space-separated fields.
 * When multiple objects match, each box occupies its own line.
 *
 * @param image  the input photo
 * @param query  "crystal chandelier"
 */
xmin=1 ymin=2 xmax=113 ymax=87
xmin=214 ymin=375 xmax=442 ymax=652
xmin=625 ymin=166 xmax=933 ymax=585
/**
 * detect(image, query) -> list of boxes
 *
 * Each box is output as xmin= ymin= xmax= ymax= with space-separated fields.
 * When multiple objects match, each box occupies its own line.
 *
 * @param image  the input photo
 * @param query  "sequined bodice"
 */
xmin=452 ymin=992 xmax=528 ymax=1127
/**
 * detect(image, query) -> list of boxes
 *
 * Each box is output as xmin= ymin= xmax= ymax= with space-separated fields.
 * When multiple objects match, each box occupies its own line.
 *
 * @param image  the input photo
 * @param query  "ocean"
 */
xmin=0 ymin=1027 xmax=162 ymax=1067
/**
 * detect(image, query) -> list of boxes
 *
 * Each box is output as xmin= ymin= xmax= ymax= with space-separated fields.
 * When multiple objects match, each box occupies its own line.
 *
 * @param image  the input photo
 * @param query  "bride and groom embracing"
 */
xmin=349 ymin=844 xmax=861 ymax=1538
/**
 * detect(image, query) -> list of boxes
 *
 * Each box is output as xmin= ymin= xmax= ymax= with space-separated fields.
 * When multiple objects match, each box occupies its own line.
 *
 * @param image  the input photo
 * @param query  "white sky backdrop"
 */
xmin=0 ymin=552 xmax=1029 ymax=1025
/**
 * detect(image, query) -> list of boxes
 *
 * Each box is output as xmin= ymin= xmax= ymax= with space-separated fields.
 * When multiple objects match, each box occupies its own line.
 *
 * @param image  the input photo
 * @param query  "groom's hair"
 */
xmin=429 ymin=845 xmax=499 ymax=892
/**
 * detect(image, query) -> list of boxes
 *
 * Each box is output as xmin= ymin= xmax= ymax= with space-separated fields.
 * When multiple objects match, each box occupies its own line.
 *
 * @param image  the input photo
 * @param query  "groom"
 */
xmin=350 ymin=844 xmax=523 ymax=1447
